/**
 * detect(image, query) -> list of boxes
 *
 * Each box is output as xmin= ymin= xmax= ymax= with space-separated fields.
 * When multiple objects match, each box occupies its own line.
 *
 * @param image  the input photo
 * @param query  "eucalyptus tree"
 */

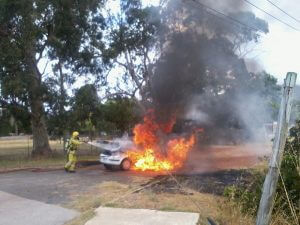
xmin=105 ymin=0 xmax=161 ymax=106
xmin=0 ymin=0 xmax=106 ymax=156
xmin=151 ymin=0 xmax=269 ymax=108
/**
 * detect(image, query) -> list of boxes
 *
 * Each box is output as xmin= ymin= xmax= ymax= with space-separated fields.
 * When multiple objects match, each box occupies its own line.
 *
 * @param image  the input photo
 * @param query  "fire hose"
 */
xmin=207 ymin=217 xmax=217 ymax=225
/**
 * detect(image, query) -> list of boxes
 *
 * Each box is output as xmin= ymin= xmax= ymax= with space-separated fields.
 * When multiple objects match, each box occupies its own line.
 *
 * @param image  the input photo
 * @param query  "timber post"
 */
xmin=256 ymin=72 xmax=297 ymax=225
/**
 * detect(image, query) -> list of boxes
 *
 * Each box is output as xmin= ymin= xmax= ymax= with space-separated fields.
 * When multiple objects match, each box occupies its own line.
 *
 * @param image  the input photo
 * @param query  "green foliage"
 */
xmin=47 ymin=89 xmax=141 ymax=137
xmin=105 ymin=0 xmax=160 ymax=101
xmin=0 ymin=107 xmax=31 ymax=136
xmin=224 ymin=122 xmax=300 ymax=222
xmin=291 ymin=100 xmax=300 ymax=122
xmin=109 ymin=0 xmax=160 ymax=56
xmin=0 ymin=0 xmax=106 ymax=153
xmin=72 ymin=84 xmax=100 ymax=124
xmin=0 ymin=110 xmax=14 ymax=135
xmin=247 ymin=72 xmax=281 ymax=120
xmin=224 ymin=171 xmax=265 ymax=216
xmin=0 ymin=0 xmax=105 ymax=93
xmin=96 ymin=97 xmax=141 ymax=135
xmin=282 ymin=121 xmax=300 ymax=203
xmin=47 ymin=84 xmax=100 ymax=136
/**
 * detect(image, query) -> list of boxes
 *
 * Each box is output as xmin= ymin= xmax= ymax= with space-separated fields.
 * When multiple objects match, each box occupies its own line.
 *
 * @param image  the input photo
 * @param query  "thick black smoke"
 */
xmin=150 ymin=0 xmax=270 ymax=143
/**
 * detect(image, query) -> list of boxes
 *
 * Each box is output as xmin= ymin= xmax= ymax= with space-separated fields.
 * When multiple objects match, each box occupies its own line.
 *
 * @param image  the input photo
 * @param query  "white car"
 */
xmin=89 ymin=140 xmax=133 ymax=170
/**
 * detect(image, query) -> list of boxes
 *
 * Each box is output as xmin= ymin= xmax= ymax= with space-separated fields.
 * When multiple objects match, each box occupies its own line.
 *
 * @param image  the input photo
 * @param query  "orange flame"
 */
xmin=127 ymin=110 xmax=195 ymax=172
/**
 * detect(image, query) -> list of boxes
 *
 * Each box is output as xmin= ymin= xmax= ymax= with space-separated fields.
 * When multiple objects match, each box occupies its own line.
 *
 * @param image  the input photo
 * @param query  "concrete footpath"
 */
xmin=85 ymin=207 xmax=199 ymax=225
xmin=0 ymin=191 xmax=78 ymax=225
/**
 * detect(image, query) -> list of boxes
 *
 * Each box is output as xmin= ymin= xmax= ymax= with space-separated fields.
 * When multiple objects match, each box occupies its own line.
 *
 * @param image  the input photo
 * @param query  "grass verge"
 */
xmin=64 ymin=178 xmax=256 ymax=225
xmin=0 ymin=139 xmax=99 ymax=170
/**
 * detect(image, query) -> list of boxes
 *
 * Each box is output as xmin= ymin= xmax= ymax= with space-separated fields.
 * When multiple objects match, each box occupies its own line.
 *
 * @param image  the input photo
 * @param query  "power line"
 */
xmin=242 ymin=0 xmax=300 ymax=31
xmin=265 ymin=0 xmax=300 ymax=24
xmin=185 ymin=0 xmax=259 ymax=32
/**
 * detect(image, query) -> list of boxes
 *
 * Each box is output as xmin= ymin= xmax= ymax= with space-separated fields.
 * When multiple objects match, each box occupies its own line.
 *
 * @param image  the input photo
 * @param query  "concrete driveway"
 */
xmin=0 ymin=191 xmax=78 ymax=225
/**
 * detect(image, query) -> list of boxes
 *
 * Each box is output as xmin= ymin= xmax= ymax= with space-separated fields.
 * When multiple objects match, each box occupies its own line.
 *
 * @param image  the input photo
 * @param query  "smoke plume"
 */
xmin=149 ymin=0 xmax=271 ymax=143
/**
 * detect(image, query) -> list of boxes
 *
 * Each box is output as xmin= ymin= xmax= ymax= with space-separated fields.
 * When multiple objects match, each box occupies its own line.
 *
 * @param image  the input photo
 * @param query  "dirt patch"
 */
xmin=182 ymin=144 xmax=270 ymax=174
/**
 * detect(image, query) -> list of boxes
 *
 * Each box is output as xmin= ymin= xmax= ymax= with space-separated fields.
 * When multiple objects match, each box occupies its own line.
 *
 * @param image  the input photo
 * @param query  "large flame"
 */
xmin=127 ymin=110 xmax=195 ymax=172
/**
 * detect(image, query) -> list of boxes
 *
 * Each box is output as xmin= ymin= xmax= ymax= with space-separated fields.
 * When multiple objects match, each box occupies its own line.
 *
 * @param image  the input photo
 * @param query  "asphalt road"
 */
xmin=0 ymin=144 xmax=270 ymax=225
xmin=0 ymin=164 xmax=137 ymax=205
xmin=0 ymin=144 xmax=270 ymax=205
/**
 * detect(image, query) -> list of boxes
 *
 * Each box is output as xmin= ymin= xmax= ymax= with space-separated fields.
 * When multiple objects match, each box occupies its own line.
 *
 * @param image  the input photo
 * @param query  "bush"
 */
xmin=224 ymin=120 xmax=300 ymax=224
xmin=224 ymin=170 xmax=265 ymax=216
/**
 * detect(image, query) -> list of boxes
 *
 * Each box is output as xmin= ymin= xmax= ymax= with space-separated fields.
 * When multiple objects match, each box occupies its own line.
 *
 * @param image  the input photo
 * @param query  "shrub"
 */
xmin=223 ymin=170 xmax=265 ymax=216
xmin=224 ymin=120 xmax=300 ymax=224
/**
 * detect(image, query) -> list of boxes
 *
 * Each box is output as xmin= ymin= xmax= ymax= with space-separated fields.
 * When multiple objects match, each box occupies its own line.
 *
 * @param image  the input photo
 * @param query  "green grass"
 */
xmin=0 ymin=138 xmax=99 ymax=170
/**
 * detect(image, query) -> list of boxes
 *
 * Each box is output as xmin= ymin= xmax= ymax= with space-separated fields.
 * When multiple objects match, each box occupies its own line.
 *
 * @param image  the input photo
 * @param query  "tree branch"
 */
xmin=36 ymin=42 xmax=47 ymax=63
xmin=41 ymin=60 xmax=50 ymax=75
xmin=114 ymin=59 xmax=128 ymax=69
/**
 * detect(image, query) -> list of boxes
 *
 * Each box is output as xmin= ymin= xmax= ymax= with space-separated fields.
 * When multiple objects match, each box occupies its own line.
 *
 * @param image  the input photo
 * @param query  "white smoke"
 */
xmin=184 ymin=101 xmax=211 ymax=124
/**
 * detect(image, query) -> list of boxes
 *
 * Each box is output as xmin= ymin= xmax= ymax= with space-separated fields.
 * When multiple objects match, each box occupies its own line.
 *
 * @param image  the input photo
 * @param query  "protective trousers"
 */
xmin=64 ymin=150 xmax=77 ymax=172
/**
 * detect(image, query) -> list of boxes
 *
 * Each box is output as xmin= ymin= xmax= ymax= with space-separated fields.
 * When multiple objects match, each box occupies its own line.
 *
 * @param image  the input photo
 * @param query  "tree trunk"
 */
xmin=25 ymin=46 xmax=51 ymax=157
xmin=31 ymin=95 xmax=51 ymax=157
xmin=58 ymin=60 xmax=67 ymax=152
xmin=15 ymin=122 xmax=18 ymax=135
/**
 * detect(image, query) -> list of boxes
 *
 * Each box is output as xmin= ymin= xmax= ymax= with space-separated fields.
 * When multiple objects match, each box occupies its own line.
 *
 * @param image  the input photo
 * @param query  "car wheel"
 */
xmin=104 ymin=164 xmax=113 ymax=170
xmin=120 ymin=159 xmax=131 ymax=171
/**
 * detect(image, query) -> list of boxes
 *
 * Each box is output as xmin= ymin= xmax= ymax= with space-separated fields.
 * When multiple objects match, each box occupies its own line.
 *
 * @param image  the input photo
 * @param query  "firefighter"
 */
xmin=64 ymin=131 xmax=83 ymax=173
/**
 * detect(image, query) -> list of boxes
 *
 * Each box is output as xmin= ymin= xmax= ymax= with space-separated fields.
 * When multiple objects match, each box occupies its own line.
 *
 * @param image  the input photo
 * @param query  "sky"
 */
xmin=142 ymin=0 xmax=300 ymax=84
xmin=243 ymin=0 xmax=300 ymax=84
xmin=50 ymin=0 xmax=300 ymax=94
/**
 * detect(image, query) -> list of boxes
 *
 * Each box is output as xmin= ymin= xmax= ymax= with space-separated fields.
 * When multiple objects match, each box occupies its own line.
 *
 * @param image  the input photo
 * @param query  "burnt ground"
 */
xmin=140 ymin=169 xmax=252 ymax=196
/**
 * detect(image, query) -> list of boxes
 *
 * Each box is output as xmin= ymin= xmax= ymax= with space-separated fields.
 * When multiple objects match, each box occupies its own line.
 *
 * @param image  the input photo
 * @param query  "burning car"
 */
xmin=89 ymin=139 xmax=133 ymax=170
xmin=125 ymin=110 xmax=196 ymax=172
xmin=89 ymin=110 xmax=196 ymax=172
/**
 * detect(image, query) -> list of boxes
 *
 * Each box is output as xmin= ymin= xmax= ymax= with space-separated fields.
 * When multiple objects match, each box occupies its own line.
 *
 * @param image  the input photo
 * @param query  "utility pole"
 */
xmin=256 ymin=72 xmax=297 ymax=225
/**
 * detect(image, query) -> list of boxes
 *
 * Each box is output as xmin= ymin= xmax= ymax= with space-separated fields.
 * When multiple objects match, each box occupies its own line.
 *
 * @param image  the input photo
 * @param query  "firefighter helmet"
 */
xmin=72 ymin=131 xmax=79 ymax=137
